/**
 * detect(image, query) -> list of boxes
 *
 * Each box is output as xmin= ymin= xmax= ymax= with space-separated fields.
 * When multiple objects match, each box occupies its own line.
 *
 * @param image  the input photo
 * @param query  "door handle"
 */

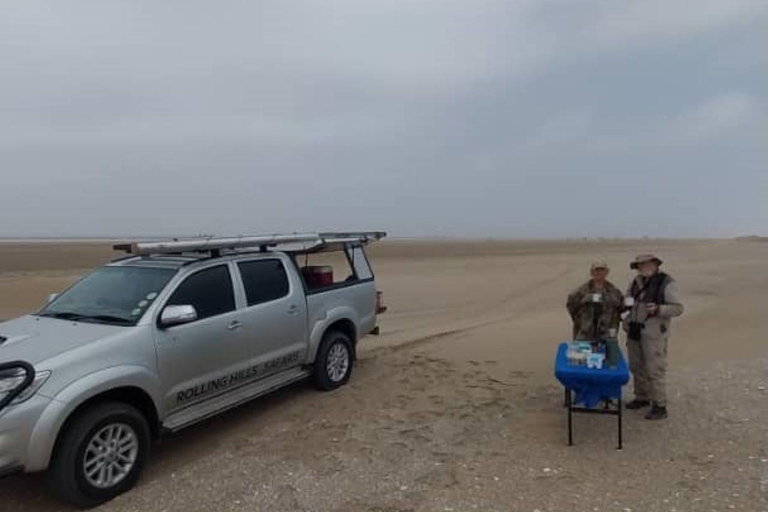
xmin=227 ymin=320 xmax=242 ymax=330
xmin=287 ymin=305 xmax=299 ymax=315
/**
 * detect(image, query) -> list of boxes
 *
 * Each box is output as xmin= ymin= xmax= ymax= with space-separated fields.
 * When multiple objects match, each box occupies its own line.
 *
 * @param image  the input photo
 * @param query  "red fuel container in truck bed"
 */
xmin=302 ymin=266 xmax=334 ymax=288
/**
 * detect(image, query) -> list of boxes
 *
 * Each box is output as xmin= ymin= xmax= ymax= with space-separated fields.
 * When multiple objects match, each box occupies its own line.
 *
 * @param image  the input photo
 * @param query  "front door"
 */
xmin=154 ymin=264 xmax=251 ymax=414
xmin=234 ymin=258 xmax=308 ymax=376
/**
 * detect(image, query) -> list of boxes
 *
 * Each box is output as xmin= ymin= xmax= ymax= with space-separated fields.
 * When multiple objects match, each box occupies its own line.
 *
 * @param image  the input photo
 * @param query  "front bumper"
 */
xmin=0 ymin=395 xmax=51 ymax=475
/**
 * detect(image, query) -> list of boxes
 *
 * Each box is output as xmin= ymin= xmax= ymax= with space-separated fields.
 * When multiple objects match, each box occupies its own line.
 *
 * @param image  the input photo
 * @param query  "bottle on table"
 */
xmin=605 ymin=327 xmax=620 ymax=368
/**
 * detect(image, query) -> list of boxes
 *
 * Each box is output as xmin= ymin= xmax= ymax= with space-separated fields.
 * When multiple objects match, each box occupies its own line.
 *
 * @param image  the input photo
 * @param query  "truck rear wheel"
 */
xmin=49 ymin=401 xmax=150 ymax=509
xmin=313 ymin=330 xmax=353 ymax=391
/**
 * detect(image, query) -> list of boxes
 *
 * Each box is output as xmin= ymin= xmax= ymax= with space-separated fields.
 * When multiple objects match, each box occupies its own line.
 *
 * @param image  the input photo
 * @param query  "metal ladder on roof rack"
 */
xmin=113 ymin=231 xmax=386 ymax=257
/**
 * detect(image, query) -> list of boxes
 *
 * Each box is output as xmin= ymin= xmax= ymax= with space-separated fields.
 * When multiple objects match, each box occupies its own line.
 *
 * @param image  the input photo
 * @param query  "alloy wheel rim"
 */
xmin=82 ymin=423 xmax=139 ymax=489
xmin=326 ymin=342 xmax=350 ymax=382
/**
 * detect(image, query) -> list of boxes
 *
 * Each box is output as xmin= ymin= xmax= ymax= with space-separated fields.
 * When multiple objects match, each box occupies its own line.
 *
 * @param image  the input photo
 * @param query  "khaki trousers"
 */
xmin=626 ymin=334 xmax=668 ymax=407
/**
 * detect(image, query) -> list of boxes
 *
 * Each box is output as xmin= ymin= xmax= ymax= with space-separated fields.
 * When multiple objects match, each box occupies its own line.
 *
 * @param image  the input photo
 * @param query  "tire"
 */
xmin=49 ymin=401 xmax=150 ymax=509
xmin=313 ymin=330 xmax=354 ymax=391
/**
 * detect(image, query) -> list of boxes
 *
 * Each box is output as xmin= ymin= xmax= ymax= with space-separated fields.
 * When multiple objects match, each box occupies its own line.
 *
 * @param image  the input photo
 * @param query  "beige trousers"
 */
xmin=626 ymin=334 xmax=668 ymax=407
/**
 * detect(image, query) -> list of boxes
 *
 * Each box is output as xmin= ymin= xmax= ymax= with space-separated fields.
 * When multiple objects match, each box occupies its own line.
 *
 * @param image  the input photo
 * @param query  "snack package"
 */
xmin=587 ymin=353 xmax=605 ymax=369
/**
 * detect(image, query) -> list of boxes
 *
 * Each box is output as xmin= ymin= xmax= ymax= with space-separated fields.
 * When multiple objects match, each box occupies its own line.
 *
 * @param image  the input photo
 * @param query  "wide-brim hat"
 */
xmin=630 ymin=254 xmax=663 ymax=269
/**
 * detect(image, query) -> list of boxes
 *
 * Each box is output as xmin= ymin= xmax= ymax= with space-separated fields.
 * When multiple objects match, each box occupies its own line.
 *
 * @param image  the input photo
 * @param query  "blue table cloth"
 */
xmin=554 ymin=342 xmax=630 ymax=408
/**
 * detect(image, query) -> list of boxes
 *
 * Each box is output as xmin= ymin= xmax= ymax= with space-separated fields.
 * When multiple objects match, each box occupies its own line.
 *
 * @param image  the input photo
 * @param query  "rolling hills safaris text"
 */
xmin=176 ymin=350 xmax=302 ymax=403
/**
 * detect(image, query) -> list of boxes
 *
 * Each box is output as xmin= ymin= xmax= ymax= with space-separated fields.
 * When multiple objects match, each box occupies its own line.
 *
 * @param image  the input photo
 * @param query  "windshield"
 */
xmin=38 ymin=266 xmax=176 ymax=326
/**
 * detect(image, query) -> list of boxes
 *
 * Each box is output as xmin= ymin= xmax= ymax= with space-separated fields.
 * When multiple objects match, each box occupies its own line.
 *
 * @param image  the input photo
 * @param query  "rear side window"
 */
xmin=298 ymin=251 xmax=355 ymax=290
xmin=238 ymin=260 xmax=290 ymax=306
xmin=166 ymin=265 xmax=235 ymax=320
xmin=347 ymin=246 xmax=373 ymax=280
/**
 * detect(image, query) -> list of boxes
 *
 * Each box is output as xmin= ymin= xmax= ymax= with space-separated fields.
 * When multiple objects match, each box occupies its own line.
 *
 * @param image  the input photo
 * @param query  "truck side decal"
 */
xmin=176 ymin=350 xmax=301 ymax=404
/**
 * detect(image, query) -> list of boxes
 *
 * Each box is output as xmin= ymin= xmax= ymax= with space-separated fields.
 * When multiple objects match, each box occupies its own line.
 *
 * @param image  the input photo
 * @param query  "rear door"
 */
xmin=234 ymin=257 xmax=308 ymax=377
xmin=154 ymin=264 xmax=252 ymax=413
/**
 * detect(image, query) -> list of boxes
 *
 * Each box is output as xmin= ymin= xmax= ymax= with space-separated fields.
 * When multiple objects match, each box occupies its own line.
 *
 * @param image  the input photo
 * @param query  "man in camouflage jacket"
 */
xmin=566 ymin=260 xmax=624 ymax=341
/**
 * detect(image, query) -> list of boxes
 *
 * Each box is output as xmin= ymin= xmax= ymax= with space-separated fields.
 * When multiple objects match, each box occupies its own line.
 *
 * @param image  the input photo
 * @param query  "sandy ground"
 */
xmin=0 ymin=239 xmax=766 ymax=512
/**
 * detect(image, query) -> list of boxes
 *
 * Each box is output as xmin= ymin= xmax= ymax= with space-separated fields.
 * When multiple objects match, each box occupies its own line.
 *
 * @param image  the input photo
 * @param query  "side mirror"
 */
xmin=47 ymin=293 xmax=58 ymax=304
xmin=160 ymin=305 xmax=198 ymax=328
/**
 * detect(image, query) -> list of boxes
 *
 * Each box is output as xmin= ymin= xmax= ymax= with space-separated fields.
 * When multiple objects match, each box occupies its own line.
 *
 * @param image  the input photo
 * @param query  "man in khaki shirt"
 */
xmin=623 ymin=254 xmax=684 ymax=420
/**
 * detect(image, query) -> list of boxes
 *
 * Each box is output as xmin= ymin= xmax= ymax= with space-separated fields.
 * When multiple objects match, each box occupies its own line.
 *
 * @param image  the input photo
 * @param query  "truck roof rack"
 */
xmin=113 ymin=232 xmax=386 ymax=257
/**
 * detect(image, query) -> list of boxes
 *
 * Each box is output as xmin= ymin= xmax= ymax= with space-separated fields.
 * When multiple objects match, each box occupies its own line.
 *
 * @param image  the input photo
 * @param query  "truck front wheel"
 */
xmin=313 ymin=330 xmax=353 ymax=391
xmin=49 ymin=401 xmax=150 ymax=508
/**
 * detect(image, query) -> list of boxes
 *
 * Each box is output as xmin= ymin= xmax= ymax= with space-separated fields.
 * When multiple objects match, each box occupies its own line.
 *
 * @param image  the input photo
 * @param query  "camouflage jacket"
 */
xmin=566 ymin=280 xmax=624 ymax=340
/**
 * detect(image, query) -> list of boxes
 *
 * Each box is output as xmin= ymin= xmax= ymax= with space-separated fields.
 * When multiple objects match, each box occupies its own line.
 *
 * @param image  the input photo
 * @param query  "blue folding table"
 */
xmin=554 ymin=342 xmax=630 ymax=449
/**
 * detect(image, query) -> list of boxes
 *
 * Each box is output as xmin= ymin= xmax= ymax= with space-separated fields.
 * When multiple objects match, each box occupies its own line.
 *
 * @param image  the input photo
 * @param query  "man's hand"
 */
xmin=646 ymin=303 xmax=659 ymax=316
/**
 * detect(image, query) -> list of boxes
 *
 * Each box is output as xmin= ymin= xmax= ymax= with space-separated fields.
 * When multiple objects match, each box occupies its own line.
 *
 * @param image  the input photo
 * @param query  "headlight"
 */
xmin=0 ymin=367 xmax=50 ymax=406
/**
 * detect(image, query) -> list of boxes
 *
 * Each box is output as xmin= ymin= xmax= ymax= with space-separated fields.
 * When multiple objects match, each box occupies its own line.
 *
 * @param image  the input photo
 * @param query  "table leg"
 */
xmin=566 ymin=388 xmax=573 ymax=446
xmin=617 ymin=397 xmax=623 ymax=450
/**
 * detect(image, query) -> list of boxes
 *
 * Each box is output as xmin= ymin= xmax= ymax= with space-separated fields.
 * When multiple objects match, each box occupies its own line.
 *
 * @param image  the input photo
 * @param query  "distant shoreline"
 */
xmin=0 ymin=238 xmax=139 ymax=243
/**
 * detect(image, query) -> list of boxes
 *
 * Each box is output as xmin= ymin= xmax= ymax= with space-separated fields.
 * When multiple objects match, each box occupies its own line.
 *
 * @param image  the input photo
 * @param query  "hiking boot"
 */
xmin=645 ymin=405 xmax=668 ymax=420
xmin=625 ymin=399 xmax=651 ymax=410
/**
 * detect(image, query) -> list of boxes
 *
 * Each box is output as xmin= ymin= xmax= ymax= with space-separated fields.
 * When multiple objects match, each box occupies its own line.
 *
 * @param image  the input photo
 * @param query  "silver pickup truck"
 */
xmin=0 ymin=232 xmax=386 ymax=507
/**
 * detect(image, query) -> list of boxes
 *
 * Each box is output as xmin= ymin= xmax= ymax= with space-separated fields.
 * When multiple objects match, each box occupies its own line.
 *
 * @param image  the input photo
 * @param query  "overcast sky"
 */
xmin=1 ymin=1 xmax=765 ymax=238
